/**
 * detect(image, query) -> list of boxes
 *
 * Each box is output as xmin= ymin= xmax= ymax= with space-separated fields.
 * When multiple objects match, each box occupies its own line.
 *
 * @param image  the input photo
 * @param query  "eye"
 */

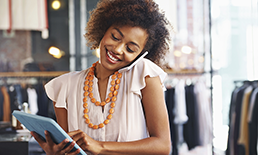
xmin=126 ymin=45 xmax=135 ymax=53
xmin=111 ymin=33 xmax=119 ymax=41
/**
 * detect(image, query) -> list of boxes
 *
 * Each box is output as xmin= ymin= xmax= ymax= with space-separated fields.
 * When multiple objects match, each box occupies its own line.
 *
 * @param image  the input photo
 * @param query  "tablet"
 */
xmin=12 ymin=110 xmax=87 ymax=155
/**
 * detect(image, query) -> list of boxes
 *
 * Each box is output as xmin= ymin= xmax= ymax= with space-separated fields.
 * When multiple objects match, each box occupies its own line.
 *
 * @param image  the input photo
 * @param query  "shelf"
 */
xmin=164 ymin=69 xmax=205 ymax=75
xmin=0 ymin=71 xmax=68 ymax=78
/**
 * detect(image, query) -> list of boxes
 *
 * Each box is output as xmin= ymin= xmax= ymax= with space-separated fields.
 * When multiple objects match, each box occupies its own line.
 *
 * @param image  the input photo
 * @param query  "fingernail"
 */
xmin=64 ymin=138 xmax=69 ymax=142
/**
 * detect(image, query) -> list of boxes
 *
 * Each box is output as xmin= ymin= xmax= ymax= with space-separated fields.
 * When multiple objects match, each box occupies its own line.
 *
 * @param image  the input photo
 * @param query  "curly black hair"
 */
xmin=85 ymin=0 xmax=171 ymax=65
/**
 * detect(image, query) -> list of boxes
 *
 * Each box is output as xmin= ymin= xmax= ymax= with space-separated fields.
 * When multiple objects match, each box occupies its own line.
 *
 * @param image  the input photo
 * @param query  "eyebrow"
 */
xmin=113 ymin=28 xmax=140 ymax=49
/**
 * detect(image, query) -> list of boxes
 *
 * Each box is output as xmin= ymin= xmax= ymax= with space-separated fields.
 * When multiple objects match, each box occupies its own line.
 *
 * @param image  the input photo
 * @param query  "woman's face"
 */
xmin=99 ymin=25 xmax=148 ymax=72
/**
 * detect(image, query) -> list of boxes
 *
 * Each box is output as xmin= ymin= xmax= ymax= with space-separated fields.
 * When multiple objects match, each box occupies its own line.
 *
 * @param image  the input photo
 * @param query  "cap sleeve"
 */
xmin=130 ymin=58 xmax=167 ymax=97
xmin=44 ymin=73 xmax=70 ymax=109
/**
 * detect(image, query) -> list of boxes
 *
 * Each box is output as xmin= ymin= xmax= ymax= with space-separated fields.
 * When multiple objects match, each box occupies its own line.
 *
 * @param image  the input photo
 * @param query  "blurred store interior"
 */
xmin=0 ymin=0 xmax=258 ymax=155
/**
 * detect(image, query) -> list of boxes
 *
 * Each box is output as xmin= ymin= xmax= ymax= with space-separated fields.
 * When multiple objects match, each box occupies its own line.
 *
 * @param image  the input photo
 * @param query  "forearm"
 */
xmin=98 ymin=136 xmax=171 ymax=155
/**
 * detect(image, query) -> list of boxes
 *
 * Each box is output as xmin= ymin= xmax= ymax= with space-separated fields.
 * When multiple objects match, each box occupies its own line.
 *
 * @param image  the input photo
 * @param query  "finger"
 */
xmin=44 ymin=130 xmax=55 ymax=146
xmin=60 ymin=141 xmax=80 ymax=155
xmin=75 ymin=137 xmax=85 ymax=147
xmin=68 ymin=130 xmax=80 ymax=138
xmin=56 ymin=138 xmax=70 ymax=151
xmin=31 ymin=131 xmax=45 ymax=143
xmin=31 ymin=131 xmax=47 ymax=149
xmin=66 ymin=147 xmax=81 ymax=155
xmin=68 ymin=130 xmax=84 ymax=142
xmin=68 ymin=148 xmax=81 ymax=155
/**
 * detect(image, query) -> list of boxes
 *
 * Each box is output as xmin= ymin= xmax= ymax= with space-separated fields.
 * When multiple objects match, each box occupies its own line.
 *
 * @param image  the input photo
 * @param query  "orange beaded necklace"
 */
xmin=83 ymin=62 xmax=122 ymax=129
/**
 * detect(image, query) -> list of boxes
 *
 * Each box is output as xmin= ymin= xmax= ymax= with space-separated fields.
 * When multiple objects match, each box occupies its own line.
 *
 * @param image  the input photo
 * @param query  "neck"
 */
xmin=95 ymin=62 xmax=115 ymax=80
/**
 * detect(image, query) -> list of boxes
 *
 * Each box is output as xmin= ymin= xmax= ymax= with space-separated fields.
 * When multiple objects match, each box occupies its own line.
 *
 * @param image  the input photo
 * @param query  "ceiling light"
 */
xmin=48 ymin=46 xmax=64 ymax=59
xmin=52 ymin=0 xmax=61 ymax=10
xmin=181 ymin=45 xmax=192 ymax=54
xmin=174 ymin=50 xmax=182 ymax=57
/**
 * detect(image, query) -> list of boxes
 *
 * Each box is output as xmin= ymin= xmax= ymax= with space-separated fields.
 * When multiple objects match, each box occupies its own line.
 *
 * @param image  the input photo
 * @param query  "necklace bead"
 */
xmin=99 ymin=123 xmax=104 ymax=128
xmin=110 ymin=102 xmax=115 ymax=108
xmin=95 ymin=101 xmax=100 ymax=106
xmin=83 ymin=62 xmax=122 ymax=129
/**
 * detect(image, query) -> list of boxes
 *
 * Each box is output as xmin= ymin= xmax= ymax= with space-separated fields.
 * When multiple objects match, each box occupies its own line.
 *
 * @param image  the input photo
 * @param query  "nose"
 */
xmin=113 ymin=43 xmax=124 ymax=55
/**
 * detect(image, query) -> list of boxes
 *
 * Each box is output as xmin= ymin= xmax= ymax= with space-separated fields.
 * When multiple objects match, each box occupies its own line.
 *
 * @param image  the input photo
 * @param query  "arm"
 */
xmin=69 ymin=76 xmax=171 ymax=155
xmin=53 ymin=102 xmax=69 ymax=132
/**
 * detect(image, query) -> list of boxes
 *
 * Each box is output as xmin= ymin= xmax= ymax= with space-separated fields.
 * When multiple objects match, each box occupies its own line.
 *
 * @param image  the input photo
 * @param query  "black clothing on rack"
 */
xmin=0 ymin=88 xmax=4 ymax=121
xmin=248 ymin=87 xmax=258 ymax=155
xmin=21 ymin=87 xmax=28 ymax=104
xmin=184 ymin=84 xmax=201 ymax=150
xmin=166 ymin=88 xmax=179 ymax=155
xmin=36 ymin=83 xmax=49 ymax=117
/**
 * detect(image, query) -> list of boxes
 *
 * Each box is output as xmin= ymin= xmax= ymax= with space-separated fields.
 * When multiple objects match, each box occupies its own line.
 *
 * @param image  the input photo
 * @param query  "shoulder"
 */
xmin=45 ymin=70 xmax=87 ymax=90
xmin=132 ymin=58 xmax=167 ymax=81
xmin=128 ymin=58 xmax=167 ymax=94
xmin=52 ymin=70 xmax=87 ymax=82
xmin=134 ymin=58 xmax=165 ymax=73
xmin=60 ymin=70 xmax=87 ymax=79
xmin=44 ymin=70 xmax=88 ymax=102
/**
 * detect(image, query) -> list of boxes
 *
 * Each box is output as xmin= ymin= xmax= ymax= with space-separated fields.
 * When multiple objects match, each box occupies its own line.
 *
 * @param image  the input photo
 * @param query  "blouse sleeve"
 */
xmin=130 ymin=59 xmax=167 ymax=97
xmin=44 ymin=73 xmax=70 ymax=109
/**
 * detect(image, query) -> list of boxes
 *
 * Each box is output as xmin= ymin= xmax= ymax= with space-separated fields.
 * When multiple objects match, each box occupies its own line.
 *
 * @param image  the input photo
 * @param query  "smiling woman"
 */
xmin=31 ymin=0 xmax=172 ymax=155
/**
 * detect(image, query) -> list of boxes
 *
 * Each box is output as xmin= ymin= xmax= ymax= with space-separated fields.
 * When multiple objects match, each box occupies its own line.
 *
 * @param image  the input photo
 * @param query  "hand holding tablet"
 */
xmin=12 ymin=110 xmax=87 ymax=155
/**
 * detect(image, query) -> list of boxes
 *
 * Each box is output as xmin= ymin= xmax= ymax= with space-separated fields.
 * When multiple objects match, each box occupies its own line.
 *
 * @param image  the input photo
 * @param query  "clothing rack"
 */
xmin=226 ymin=79 xmax=258 ymax=155
xmin=234 ymin=80 xmax=258 ymax=84
xmin=0 ymin=71 xmax=68 ymax=85
xmin=164 ymin=70 xmax=208 ymax=89
xmin=164 ymin=69 xmax=206 ymax=75
xmin=0 ymin=71 xmax=68 ymax=78
xmin=0 ymin=72 xmax=64 ymax=121
xmin=164 ymin=72 xmax=213 ymax=155
xmin=233 ymin=80 xmax=258 ymax=88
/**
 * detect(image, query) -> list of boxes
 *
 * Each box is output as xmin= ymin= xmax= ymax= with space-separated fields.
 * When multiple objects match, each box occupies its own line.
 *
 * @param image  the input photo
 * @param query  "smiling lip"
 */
xmin=106 ymin=49 xmax=121 ymax=64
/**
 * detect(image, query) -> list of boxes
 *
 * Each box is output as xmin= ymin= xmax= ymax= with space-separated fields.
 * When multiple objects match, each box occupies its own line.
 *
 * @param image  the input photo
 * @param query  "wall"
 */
xmin=0 ymin=30 xmax=31 ymax=72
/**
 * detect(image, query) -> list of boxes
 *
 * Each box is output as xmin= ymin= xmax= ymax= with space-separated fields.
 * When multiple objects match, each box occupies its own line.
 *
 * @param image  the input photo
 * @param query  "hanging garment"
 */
xmin=0 ymin=88 xmax=4 ymax=121
xmin=21 ymin=85 xmax=28 ymax=104
xmin=0 ymin=0 xmax=48 ymax=33
xmin=238 ymin=86 xmax=253 ymax=155
xmin=226 ymin=86 xmax=242 ymax=155
xmin=1 ymin=86 xmax=11 ymax=122
xmin=174 ymin=79 xmax=188 ymax=145
xmin=247 ymin=87 xmax=258 ymax=122
xmin=27 ymin=87 xmax=38 ymax=115
xmin=174 ymin=79 xmax=188 ymax=124
xmin=14 ymin=84 xmax=23 ymax=107
xmin=183 ymin=84 xmax=201 ymax=150
xmin=8 ymin=85 xmax=19 ymax=113
xmin=166 ymin=88 xmax=178 ymax=155
xmin=35 ymin=83 xmax=49 ymax=117
xmin=233 ymin=85 xmax=248 ymax=155
xmin=248 ymin=87 xmax=258 ymax=155
xmin=194 ymin=80 xmax=213 ymax=146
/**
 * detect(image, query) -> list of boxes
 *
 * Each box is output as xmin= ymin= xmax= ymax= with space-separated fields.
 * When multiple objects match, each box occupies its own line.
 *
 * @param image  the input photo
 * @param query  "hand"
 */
xmin=31 ymin=131 xmax=81 ymax=155
xmin=68 ymin=129 xmax=102 ymax=155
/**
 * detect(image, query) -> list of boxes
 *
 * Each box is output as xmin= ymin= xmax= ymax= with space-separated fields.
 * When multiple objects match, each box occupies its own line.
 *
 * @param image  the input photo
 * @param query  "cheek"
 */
xmin=124 ymin=53 xmax=139 ymax=63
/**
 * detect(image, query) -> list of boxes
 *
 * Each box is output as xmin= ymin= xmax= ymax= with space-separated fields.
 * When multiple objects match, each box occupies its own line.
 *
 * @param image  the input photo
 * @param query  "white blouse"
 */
xmin=45 ymin=58 xmax=167 ymax=142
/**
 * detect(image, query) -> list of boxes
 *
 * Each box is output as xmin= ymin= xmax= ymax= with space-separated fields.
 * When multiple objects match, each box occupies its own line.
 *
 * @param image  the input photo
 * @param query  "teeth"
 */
xmin=107 ymin=51 xmax=119 ymax=61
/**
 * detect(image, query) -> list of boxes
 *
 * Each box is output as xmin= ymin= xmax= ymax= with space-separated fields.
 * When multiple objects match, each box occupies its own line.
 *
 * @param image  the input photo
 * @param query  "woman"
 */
xmin=31 ymin=0 xmax=172 ymax=154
